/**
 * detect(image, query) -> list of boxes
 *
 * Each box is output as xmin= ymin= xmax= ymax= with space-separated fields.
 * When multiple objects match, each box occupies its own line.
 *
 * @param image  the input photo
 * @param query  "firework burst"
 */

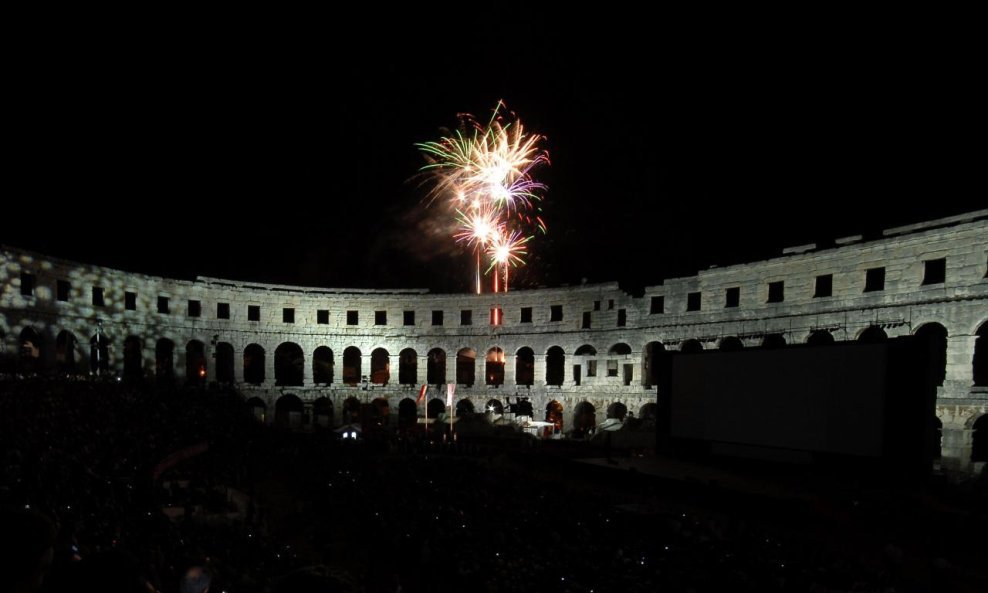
xmin=416 ymin=102 xmax=549 ymax=293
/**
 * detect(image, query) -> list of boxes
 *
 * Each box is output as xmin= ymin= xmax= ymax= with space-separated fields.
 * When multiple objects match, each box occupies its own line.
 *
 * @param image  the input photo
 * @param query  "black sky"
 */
xmin=5 ymin=17 xmax=982 ymax=294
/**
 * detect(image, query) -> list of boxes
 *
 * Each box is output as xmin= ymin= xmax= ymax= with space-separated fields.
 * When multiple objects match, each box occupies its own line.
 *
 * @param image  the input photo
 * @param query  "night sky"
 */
xmin=5 ymin=19 xmax=981 ymax=295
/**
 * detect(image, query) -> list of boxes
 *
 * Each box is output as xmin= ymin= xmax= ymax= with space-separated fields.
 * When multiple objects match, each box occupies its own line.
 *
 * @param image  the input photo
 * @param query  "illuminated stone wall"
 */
xmin=2 ymin=210 xmax=986 ymax=471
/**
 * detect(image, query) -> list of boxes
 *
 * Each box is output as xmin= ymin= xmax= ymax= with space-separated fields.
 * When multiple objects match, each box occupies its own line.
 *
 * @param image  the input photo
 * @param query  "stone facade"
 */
xmin=2 ymin=211 xmax=986 ymax=472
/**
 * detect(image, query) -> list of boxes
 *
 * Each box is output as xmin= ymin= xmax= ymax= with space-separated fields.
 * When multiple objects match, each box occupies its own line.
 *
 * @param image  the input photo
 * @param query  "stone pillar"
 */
xmin=940 ymin=425 xmax=973 ymax=474
xmin=361 ymin=354 xmax=373 ymax=384
xmin=234 ymin=344 xmax=245 ymax=383
xmin=265 ymin=350 xmax=276 ymax=387
xmin=943 ymin=335 xmax=977 ymax=398
xmin=175 ymin=344 xmax=187 ymax=382
xmin=416 ymin=355 xmax=428 ymax=386
xmin=534 ymin=355 xmax=546 ymax=387
xmin=206 ymin=344 xmax=217 ymax=381
xmin=473 ymin=355 xmax=483 ymax=388
xmin=504 ymin=356 xmax=516 ymax=386
xmin=302 ymin=346 xmax=314 ymax=386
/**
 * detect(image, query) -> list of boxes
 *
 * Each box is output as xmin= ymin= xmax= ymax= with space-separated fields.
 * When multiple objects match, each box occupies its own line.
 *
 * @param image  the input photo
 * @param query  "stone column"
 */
xmin=533 ymin=355 xmax=546 ymax=387
xmin=234 ymin=344 xmax=245 ymax=384
xmin=504 ymin=356 xmax=516 ymax=387
xmin=362 ymin=354 xmax=373 ymax=384
xmin=302 ymin=345 xmax=314 ymax=386
xmin=943 ymin=335 xmax=977 ymax=398
xmin=416 ymin=355 xmax=428 ymax=386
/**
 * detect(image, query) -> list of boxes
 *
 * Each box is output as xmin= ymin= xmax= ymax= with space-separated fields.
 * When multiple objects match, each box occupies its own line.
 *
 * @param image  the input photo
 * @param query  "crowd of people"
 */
xmin=1 ymin=377 xmax=986 ymax=592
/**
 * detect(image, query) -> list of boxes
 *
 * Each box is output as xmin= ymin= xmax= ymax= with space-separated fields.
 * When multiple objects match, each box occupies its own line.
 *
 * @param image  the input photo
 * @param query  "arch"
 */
xmin=275 ymin=342 xmax=304 ymax=387
xmin=275 ymin=394 xmax=304 ymax=429
xmin=19 ymin=327 xmax=43 ymax=373
xmin=371 ymin=347 xmax=390 ymax=385
xmin=90 ymin=331 xmax=110 ymax=374
xmin=719 ymin=337 xmax=743 ymax=351
xmin=456 ymin=398 xmax=475 ymax=417
xmin=974 ymin=321 xmax=988 ymax=387
xmin=486 ymin=399 xmax=504 ymax=414
xmin=121 ymin=335 xmax=142 ymax=379
xmin=971 ymin=414 xmax=988 ymax=463
xmin=372 ymin=397 xmax=390 ymax=423
xmin=427 ymin=348 xmax=446 ymax=385
xmin=545 ymin=400 xmax=564 ymax=433
xmin=643 ymin=341 xmax=665 ymax=387
xmin=456 ymin=348 xmax=476 ymax=386
xmin=427 ymin=398 xmax=445 ymax=419
xmin=342 ymin=346 xmax=362 ymax=385
xmin=186 ymin=340 xmax=207 ymax=385
xmin=57 ymin=330 xmax=86 ymax=375
xmin=807 ymin=330 xmax=835 ymax=345
xmin=608 ymin=343 xmax=632 ymax=355
xmin=215 ymin=342 xmax=235 ymax=383
xmin=312 ymin=346 xmax=334 ymax=384
xmin=680 ymin=339 xmax=703 ymax=353
xmin=486 ymin=347 xmax=505 ymax=386
xmin=512 ymin=398 xmax=534 ymax=417
xmin=313 ymin=397 xmax=334 ymax=428
xmin=398 ymin=397 xmax=418 ymax=427
xmin=574 ymin=344 xmax=597 ymax=356
xmin=246 ymin=396 xmax=266 ymax=423
xmin=515 ymin=346 xmax=535 ymax=386
xmin=545 ymin=346 xmax=565 ymax=387
xmin=914 ymin=322 xmax=948 ymax=387
xmin=342 ymin=396 xmax=361 ymax=423
xmin=156 ymin=338 xmax=175 ymax=382
xmin=399 ymin=348 xmax=417 ymax=385
xmin=243 ymin=343 xmax=266 ymax=385
xmin=573 ymin=401 xmax=596 ymax=432
xmin=858 ymin=325 xmax=887 ymax=343
xmin=761 ymin=334 xmax=786 ymax=349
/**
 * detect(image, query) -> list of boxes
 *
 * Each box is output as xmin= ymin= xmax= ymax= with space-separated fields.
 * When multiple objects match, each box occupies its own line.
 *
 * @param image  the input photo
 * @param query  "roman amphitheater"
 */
xmin=2 ymin=211 xmax=986 ymax=473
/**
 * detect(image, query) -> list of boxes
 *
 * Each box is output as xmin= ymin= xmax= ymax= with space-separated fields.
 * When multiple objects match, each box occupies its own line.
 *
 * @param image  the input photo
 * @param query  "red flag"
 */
xmin=416 ymin=384 xmax=428 ymax=404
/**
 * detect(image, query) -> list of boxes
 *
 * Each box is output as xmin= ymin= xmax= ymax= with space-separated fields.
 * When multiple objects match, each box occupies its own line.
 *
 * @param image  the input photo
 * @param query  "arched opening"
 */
xmin=156 ymin=338 xmax=175 ymax=382
xmin=607 ymin=343 xmax=631 ymax=384
xmin=275 ymin=394 xmax=304 ymax=429
xmin=915 ymin=323 xmax=948 ymax=387
xmin=972 ymin=414 xmax=988 ymax=463
xmin=807 ymin=330 xmax=835 ymax=345
xmin=606 ymin=402 xmax=628 ymax=422
xmin=122 ymin=335 xmax=142 ymax=380
xmin=342 ymin=396 xmax=361 ymax=424
xmin=515 ymin=347 xmax=535 ymax=386
xmin=398 ymin=398 xmax=418 ymax=427
xmin=215 ymin=342 xmax=235 ymax=383
xmin=427 ymin=348 xmax=446 ymax=386
xmin=858 ymin=325 xmax=887 ymax=343
xmin=427 ymin=398 xmax=445 ymax=419
xmin=573 ymin=401 xmax=597 ymax=434
xmin=371 ymin=348 xmax=390 ymax=385
xmin=313 ymin=397 xmax=333 ymax=428
xmin=486 ymin=399 xmax=504 ymax=415
xmin=342 ymin=347 xmax=362 ymax=385
xmin=456 ymin=398 xmax=475 ymax=417
xmin=275 ymin=342 xmax=304 ymax=387
xmin=680 ymin=339 xmax=703 ymax=354
xmin=57 ymin=330 xmax=85 ymax=375
xmin=545 ymin=400 xmax=564 ymax=434
xmin=574 ymin=344 xmax=597 ymax=384
xmin=762 ymin=334 xmax=786 ymax=349
xmin=371 ymin=397 xmax=390 ymax=427
xmin=399 ymin=348 xmax=417 ymax=385
xmin=974 ymin=322 xmax=988 ymax=387
xmin=243 ymin=344 xmax=266 ymax=385
xmin=609 ymin=343 xmax=632 ymax=355
xmin=719 ymin=337 xmax=743 ymax=351
xmin=643 ymin=341 xmax=664 ymax=387
xmin=246 ymin=397 xmax=266 ymax=423
xmin=313 ymin=346 xmax=334 ymax=384
xmin=546 ymin=346 xmax=565 ymax=386
xmin=19 ymin=327 xmax=43 ymax=373
xmin=486 ymin=347 xmax=505 ymax=386
xmin=456 ymin=348 xmax=476 ymax=386
xmin=186 ymin=340 xmax=207 ymax=385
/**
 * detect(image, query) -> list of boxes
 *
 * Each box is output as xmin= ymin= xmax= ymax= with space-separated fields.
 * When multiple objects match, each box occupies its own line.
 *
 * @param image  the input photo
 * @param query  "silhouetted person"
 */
xmin=0 ymin=507 xmax=55 ymax=593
